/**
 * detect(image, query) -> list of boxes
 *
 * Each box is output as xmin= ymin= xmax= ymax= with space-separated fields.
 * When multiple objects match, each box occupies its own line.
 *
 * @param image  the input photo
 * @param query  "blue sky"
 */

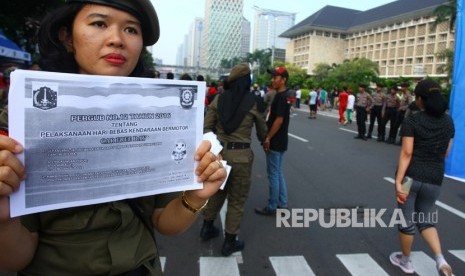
xmin=150 ymin=0 xmax=395 ymax=65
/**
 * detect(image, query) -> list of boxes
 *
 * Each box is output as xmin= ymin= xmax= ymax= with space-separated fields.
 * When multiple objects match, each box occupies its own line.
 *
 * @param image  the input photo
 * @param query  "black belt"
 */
xmin=221 ymin=142 xmax=250 ymax=150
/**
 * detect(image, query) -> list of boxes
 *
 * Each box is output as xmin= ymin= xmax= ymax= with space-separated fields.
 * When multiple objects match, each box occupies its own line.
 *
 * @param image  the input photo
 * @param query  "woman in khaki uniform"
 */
xmin=0 ymin=1 xmax=226 ymax=275
xmin=200 ymin=64 xmax=267 ymax=256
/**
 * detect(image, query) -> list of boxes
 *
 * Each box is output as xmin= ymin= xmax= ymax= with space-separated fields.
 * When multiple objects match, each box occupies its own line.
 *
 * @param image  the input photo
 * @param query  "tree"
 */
xmin=430 ymin=0 xmax=457 ymax=32
xmin=0 ymin=0 xmax=65 ymax=61
xmin=436 ymin=48 xmax=454 ymax=78
xmin=326 ymin=58 xmax=379 ymax=91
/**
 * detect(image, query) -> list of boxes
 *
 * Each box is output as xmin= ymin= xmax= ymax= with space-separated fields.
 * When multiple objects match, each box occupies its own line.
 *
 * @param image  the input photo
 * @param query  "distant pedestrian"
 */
xmin=166 ymin=72 xmax=174 ymax=79
xmin=338 ymin=87 xmax=348 ymax=124
xmin=256 ymin=67 xmax=291 ymax=216
xmin=295 ymin=86 xmax=302 ymax=108
xmin=331 ymin=86 xmax=339 ymax=109
xmin=319 ymin=87 xmax=327 ymax=111
xmin=345 ymin=89 xmax=355 ymax=125
xmin=308 ymin=88 xmax=318 ymax=119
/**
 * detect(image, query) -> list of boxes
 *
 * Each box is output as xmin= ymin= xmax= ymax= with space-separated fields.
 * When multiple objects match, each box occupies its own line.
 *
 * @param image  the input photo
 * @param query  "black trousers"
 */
xmin=392 ymin=110 xmax=406 ymax=141
xmin=381 ymin=107 xmax=398 ymax=140
xmin=368 ymin=105 xmax=383 ymax=136
xmin=356 ymin=106 xmax=367 ymax=137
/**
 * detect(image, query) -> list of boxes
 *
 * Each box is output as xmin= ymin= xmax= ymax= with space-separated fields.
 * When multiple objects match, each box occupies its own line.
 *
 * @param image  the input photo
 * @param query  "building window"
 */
xmin=427 ymin=56 xmax=434 ymax=63
xmin=406 ymin=58 xmax=413 ymax=64
xmin=416 ymin=57 xmax=423 ymax=63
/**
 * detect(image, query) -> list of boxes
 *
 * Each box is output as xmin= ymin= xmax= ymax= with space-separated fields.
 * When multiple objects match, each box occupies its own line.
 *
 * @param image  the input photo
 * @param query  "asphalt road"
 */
xmin=1 ymin=107 xmax=464 ymax=276
xmin=156 ymin=106 xmax=465 ymax=276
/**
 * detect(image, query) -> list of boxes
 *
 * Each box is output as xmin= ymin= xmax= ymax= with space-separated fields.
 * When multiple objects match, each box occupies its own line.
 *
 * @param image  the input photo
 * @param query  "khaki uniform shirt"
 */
xmin=204 ymin=95 xmax=267 ymax=143
xmin=355 ymin=92 xmax=373 ymax=108
xmin=370 ymin=91 xmax=385 ymax=108
xmin=398 ymin=91 xmax=413 ymax=111
xmin=383 ymin=93 xmax=400 ymax=113
xmin=19 ymin=195 xmax=178 ymax=276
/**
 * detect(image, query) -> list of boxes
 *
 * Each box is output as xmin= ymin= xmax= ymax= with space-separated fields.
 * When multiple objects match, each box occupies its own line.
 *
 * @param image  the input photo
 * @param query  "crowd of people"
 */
xmin=0 ymin=0 xmax=455 ymax=275
xmin=305 ymin=82 xmax=422 ymax=146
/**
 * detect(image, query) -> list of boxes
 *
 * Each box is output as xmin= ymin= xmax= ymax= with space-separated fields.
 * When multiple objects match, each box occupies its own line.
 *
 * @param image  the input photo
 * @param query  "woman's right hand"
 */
xmin=0 ymin=135 xmax=25 ymax=223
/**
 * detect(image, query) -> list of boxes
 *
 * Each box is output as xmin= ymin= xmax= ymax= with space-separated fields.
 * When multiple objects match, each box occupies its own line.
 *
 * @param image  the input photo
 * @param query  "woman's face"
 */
xmin=63 ymin=4 xmax=144 ymax=76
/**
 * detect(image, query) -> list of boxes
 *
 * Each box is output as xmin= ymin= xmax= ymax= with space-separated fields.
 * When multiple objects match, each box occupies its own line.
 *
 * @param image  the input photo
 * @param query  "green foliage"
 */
xmin=142 ymin=48 xmax=155 ymax=69
xmin=0 ymin=0 xmax=65 ymax=60
xmin=430 ymin=0 xmax=456 ymax=32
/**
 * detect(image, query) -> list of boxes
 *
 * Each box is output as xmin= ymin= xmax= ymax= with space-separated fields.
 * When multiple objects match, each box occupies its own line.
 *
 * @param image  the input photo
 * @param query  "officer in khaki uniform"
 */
xmin=201 ymin=63 xmax=267 ymax=256
xmin=354 ymin=84 xmax=373 ymax=140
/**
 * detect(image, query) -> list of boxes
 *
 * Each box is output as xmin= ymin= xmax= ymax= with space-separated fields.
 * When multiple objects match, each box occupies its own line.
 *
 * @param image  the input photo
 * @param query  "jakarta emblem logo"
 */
xmin=180 ymin=88 xmax=195 ymax=109
xmin=33 ymin=86 xmax=57 ymax=110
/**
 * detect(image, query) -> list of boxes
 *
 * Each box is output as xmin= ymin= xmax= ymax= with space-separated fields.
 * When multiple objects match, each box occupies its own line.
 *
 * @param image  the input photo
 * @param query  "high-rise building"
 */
xmin=186 ymin=18 xmax=204 ymax=68
xmin=280 ymin=0 xmax=453 ymax=78
xmin=241 ymin=17 xmax=251 ymax=58
xmin=253 ymin=7 xmax=296 ymax=51
xmin=200 ymin=0 xmax=244 ymax=69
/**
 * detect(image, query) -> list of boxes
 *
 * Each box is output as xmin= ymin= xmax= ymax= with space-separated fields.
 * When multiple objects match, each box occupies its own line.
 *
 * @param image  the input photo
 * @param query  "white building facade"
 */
xmin=253 ymin=7 xmax=295 ymax=51
xmin=200 ymin=0 xmax=244 ymax=69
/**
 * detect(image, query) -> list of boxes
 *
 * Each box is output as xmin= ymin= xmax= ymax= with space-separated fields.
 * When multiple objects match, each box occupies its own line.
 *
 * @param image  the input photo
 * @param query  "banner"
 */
xmin=445 ymin=0 xmax=465 ymax=180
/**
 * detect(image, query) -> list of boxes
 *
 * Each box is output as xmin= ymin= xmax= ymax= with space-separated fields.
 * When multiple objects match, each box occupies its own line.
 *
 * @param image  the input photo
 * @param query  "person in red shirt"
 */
xmin=338 ymin=87 xmax=349 ymax=124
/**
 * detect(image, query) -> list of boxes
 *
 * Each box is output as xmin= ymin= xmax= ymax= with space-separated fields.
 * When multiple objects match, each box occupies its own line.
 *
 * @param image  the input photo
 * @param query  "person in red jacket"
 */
xmin=338 ymin=87 xmax=349 ymax=124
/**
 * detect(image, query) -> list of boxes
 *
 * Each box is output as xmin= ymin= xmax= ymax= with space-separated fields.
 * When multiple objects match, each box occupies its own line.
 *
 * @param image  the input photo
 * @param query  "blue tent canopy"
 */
xmin=0 ymin=31 xmax=31 ymax=62
xmin=445 ymin=0 xmax=465 ymax=181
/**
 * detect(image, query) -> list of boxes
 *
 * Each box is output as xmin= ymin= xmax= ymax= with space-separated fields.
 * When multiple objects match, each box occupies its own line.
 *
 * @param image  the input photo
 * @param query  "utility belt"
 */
xmin=220 ymin=141 xmax=251 ymax=150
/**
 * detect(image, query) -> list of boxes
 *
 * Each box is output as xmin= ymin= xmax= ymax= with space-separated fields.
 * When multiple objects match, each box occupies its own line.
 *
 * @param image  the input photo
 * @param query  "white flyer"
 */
xmin=8 ymin=70 xmax=206 ymax=217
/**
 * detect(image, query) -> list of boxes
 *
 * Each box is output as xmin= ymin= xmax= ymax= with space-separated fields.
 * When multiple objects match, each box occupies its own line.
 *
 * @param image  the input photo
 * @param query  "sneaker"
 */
xmin=255 ymin=207 xmax=276 ymax=216
xmin=437 ymin=263 xmax=452 ymax=276
xmin=389 ymin=253 xmax=414 ymax=274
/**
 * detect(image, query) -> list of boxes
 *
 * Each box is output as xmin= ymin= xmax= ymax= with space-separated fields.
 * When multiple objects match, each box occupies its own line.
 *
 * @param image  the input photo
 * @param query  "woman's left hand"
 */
xmin=396 ymin=184 xmax=408 ymax=204
xmin=190 ymin=140 xmax=226 ymax=201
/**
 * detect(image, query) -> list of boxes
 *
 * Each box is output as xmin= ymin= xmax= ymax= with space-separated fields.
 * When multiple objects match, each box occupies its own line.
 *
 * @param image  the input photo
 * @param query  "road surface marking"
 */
xmin=337 ymin=253 xmax=388 ymax=275
xmin=288 ymin=133 xmax=309 ymax=142
xmin=384 ymin=177 xmax=465 ymax=220
xmin=410 ymin=251 xmax=438 ymax=276
xmin=200 ymin=257 xmax=240 ymax=276
xmin=269 ymin=256 xmax=316 ymax=276
xmin=450 ymin=250 xmax=465 ymax=262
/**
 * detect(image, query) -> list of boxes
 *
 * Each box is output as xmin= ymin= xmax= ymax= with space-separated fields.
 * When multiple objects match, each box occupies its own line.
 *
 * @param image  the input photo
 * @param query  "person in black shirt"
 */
xmin=255 ymin=67 xmax=291 ymax=215
xmin=389 ymin=80 xmax=454 ymax=275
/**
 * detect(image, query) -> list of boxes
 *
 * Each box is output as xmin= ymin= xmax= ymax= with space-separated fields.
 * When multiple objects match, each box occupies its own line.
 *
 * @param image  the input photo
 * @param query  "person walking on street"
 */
xmin=255 ymin=67 xmax=291 ymax=216
xmin=345 ymin=89 xmax=355 ymax=125
xmin=367 ymin=83 xmax=386 ymax=139
xmin=390 ymin=79 xmax=454 ymax=276
xmin=308 ymin=87 xmax=318 ymax=119
xmin=338 ymin=87 xmax=348 ymax=124
xmin=0 ymin=1 xmax=226 ymax=275
xmin=200 ymin=64 xmax=267 ymax=256
xmin=382 ymin=86 xmax=400 ymax=143
xmin=354 ymin=84 xmax=372 ymax=140
xmin=295 ymin=86 xmax=301 ymax=109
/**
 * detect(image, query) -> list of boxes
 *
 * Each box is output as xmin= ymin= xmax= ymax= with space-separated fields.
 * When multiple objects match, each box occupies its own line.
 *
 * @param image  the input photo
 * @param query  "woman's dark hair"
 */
xmin=39 ymin=3 xmax=145 ymax=77
xmin=414 ymin=79 xmax=447 ymax=117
